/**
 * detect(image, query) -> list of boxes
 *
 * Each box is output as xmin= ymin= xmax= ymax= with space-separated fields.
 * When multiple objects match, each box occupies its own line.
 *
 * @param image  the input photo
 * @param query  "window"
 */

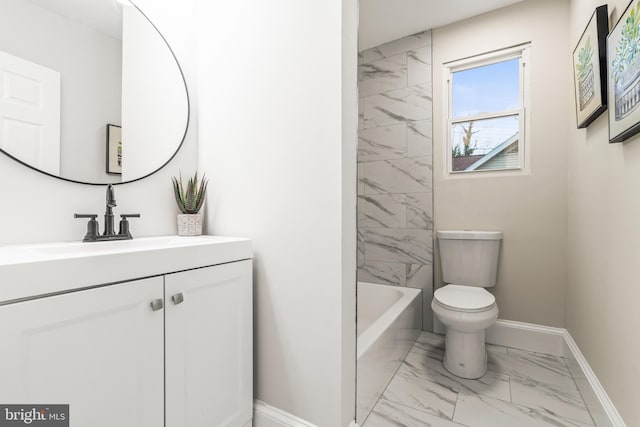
xmin=445 ymin=44 xmax=530 ymax=174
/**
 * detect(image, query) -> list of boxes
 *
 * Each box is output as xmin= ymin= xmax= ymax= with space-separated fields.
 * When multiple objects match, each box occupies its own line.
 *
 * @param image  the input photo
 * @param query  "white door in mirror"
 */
xmin=0 ymin=50 xmax=60 ymax=175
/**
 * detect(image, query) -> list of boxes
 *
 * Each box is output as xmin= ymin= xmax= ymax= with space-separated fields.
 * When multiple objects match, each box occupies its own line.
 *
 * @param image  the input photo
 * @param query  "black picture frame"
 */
xmin=608 ymin=0 xmax=640 ymax=142
xmin=573 ymin=5 xmax=608 ymax=129
xmin=106 ymin=124 xmax=122 ymax=175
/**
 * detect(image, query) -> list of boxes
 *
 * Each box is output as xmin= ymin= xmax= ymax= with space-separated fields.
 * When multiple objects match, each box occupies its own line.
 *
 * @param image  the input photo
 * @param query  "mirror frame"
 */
xmin=0 ymin=1 xmax=190 ymax=186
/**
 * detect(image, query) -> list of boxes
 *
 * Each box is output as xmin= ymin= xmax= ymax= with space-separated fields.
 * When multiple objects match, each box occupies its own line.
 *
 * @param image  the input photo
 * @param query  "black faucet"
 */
xmin=74 ymin=185 xmax=140 ymax=242
xmin=104 ymin=184 xmax=117 ymax=236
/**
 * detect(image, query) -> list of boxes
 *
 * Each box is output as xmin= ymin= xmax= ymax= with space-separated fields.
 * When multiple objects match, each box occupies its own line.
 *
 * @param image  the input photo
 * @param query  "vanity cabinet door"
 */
xmin=165 ymin=260 xmax=253 ymax=427
xmin=0 ymin=277 xmax=165 ymax=427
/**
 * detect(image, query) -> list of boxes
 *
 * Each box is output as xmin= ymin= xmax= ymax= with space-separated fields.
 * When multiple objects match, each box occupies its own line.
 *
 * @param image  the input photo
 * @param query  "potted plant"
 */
xmin=172 ymin=172 xmax=208 ymax=236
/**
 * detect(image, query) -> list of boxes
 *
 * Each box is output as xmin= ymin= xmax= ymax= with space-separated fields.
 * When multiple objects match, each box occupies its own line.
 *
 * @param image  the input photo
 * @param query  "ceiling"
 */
xmin=26 ymin=0 xmax=124 ymax=40
xmin=359 ymin=0 xmax=525 ymax=51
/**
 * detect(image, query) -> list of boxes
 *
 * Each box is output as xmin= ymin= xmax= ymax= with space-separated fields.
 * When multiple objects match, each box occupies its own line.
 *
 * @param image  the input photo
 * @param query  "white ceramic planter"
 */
xmin=177 ymin=214 xmax=203 ymax=236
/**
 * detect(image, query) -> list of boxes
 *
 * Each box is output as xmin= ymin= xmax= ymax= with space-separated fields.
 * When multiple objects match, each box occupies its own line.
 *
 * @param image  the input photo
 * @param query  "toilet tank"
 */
xmin=437 ymin=230 xmax=502 ymax=287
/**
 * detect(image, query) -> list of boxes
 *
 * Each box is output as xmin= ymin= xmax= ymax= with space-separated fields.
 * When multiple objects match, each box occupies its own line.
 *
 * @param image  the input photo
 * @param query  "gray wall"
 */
xmin=567 ymin=1 xmax=640 ymax=424
xmin=432 ymin=0 xmax=570 ymax=328
xmin=357 ymin=31 xmax=434 ymax=330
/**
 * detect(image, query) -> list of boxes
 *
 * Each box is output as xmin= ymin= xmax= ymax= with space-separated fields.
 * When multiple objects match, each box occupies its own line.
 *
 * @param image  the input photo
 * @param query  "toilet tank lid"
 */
xmin=437 ymin=230 xmax=502 ymax=240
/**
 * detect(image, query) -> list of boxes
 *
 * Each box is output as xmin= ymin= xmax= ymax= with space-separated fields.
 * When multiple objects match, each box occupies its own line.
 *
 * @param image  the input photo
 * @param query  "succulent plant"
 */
xmin=172 ymin=172 xmax=208 ymax=214
xmin=576 ymin=37 xmax=593 ymax=81
xmin=612 ymin=4 xmax=640 ymax=83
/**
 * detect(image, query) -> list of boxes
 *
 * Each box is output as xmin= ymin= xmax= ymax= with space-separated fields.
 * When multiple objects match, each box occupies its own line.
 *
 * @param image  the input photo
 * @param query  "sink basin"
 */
xmin=0 ymin=235 xmax=252 ymax=303
xmin=24 ymin=235 xmax=220 ymax=257
xmin=0 ymin=235 xmax=240 ymax=261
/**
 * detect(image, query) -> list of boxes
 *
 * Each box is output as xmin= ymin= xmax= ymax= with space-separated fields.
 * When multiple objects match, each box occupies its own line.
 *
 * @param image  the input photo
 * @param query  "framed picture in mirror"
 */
xmin=106 ymin=124 xmax=122 ymax=175
xmin=573 ymin=5 xmax=608 ymax=129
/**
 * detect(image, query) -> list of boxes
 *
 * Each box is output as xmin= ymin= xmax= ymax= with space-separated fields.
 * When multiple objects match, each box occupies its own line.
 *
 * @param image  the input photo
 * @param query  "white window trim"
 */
xmin=443 ymin=43 xmax=531 ymax=178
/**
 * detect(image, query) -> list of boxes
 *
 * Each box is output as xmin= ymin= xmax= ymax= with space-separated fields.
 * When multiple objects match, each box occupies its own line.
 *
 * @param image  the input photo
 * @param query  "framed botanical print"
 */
xmin=106 ymin=124 xmax=122 ymax=174
xmin=608 ymin=0 xmax=640 ymax=142
xmin=573 ymin=5 xmax=608 ymax=128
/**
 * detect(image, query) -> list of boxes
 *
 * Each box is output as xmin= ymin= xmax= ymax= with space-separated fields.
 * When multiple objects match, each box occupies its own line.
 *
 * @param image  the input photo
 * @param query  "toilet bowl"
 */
xmin=433 ymin=230 xmax=502 ymax=379
xmin=432 ymin=285 xmax=498 ymax=379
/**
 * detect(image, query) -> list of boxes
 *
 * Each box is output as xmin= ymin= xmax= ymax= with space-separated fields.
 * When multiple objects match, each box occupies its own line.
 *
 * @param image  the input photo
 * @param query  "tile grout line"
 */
xmin=450 ymin=388 xmax=462 ymax=424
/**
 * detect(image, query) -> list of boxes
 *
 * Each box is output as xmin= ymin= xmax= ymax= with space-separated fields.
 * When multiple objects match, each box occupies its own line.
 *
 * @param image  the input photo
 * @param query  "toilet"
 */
xmin=431 ymin=230 xmax=502 ymax=379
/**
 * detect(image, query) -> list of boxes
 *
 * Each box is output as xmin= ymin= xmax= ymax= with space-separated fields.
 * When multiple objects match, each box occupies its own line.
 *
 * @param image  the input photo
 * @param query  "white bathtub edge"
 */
xmin=357 ymin=283 xmax=421 ymax=360
xmin=356 ymin=282 xmax=422 ymax=424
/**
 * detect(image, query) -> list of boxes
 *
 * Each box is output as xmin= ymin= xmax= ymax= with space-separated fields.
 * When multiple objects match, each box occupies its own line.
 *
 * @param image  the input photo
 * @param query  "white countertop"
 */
xmin=0 ymin=235 xmax=252 ymax=303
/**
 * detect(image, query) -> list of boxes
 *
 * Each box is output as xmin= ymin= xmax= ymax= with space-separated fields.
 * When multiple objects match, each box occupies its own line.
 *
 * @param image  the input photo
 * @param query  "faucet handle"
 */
xmin=74 ymin=214 xmax=97 ymax=219
xmin=118 ymin=214 xmax=140 ymax=238
xmin=74 ymin=214 xmax=99 ymax=242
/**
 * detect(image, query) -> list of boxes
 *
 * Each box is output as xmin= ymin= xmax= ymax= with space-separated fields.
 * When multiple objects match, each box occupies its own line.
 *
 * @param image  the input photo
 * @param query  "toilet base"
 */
xmin=442 ymin=330 xmax=487 ymax=379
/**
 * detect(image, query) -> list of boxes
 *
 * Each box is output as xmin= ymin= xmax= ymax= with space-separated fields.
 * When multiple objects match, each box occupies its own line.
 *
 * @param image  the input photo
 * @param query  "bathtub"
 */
xmin=356 ymin=282 xmax=422 ymax=425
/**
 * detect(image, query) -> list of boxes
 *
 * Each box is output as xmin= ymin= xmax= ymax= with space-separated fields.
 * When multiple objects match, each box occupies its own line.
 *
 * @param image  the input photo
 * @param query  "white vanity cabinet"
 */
xmin=0 ymin=236 xmax=253 ymax=427
xmin=165 ymin=261 xmax=253 ymax=426
xmin=0 ymin=276 xmax=166 ymax=426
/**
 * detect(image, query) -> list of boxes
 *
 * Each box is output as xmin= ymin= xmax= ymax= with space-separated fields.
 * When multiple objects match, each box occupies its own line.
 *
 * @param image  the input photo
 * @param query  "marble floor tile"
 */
xmin=362 ymin=330 xmax=595 ymax=427
xmin=417 ymin=332 xmax=445 ymax=348
xmin=409 ymin=340 xmax=443 ymax=361
xmin=510 ymin=378 xmax=593 ymax=424
xmin=488 ymin=348 xmax=574 ymax=388
xmin=453 ymin=390 xmax=593 ymax=427
xmin=410 ymin=332 xmax=444 ymax=359
xmin=383 ymin=369 xmax=458 ymax=419
xmin=364 ymin=399 xmax=466 ymax=427
xmin=402 ymin=352 xmax=511 ymax=402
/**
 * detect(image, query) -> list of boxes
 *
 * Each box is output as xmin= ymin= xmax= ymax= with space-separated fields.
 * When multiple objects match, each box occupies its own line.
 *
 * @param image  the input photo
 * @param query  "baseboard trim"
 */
xmin=253 ymin=400 xmax=317 ymax=427
xmin=485 ymin=319 xmax=566 ymax=356
xmin=253 ymin=400 xmax=359 ymax=427
xmin=482 ymin=319 xmax=625 ymax=426
xmin=562 ymin=331 xmax=626 ymax=427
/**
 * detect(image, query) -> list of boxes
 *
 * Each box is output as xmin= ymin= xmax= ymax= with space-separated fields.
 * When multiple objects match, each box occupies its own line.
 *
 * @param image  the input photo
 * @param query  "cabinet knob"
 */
xmin=150 ymin=299 xmax=164 ymax=311
xmin=172 ymin=293 xmax=184 ymax=305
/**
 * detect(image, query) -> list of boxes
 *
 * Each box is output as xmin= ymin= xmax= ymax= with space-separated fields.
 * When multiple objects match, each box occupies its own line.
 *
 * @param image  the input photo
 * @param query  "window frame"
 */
xmin=444 ymin=44 xmax=531 ymax=176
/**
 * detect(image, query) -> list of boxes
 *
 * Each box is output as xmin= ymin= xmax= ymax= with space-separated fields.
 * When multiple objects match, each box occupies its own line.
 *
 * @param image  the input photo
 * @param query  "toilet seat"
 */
xmin=433 ymin=284 xmax=496 ymax=313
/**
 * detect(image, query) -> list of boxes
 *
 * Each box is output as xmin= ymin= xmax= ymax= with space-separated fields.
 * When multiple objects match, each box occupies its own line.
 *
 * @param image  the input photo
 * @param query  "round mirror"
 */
xmin=0 ymin=0 xmax=189 ymax=185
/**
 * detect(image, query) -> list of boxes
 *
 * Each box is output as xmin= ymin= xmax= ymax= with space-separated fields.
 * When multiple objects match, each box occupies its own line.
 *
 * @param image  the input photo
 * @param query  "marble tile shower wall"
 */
xmin=357 ymin=31 xmax=434 ymax=329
